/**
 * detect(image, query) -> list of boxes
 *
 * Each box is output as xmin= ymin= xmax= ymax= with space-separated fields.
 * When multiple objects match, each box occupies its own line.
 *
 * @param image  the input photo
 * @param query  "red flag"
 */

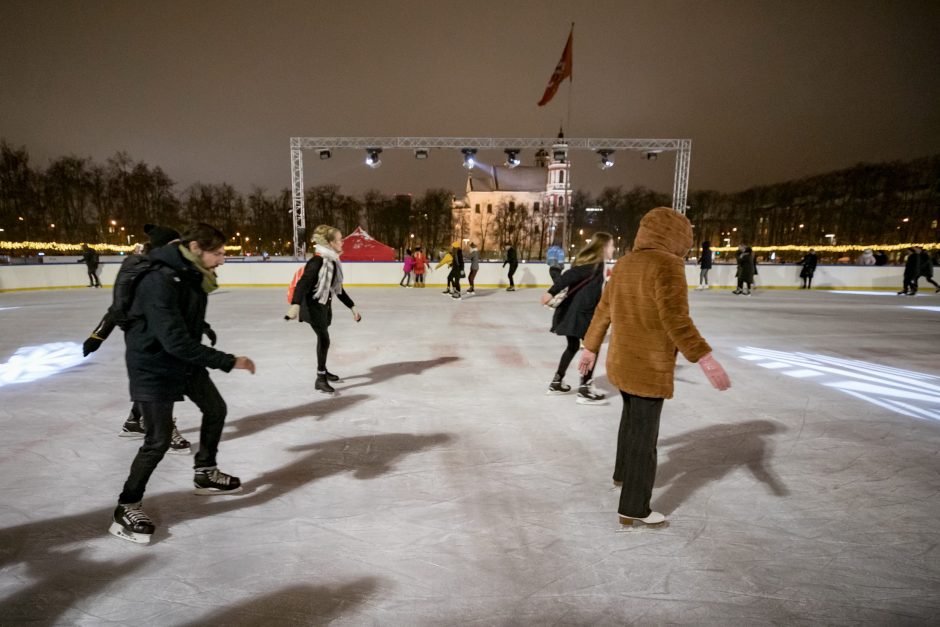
xmin=537 ymin=28 xmax=573 ymax=107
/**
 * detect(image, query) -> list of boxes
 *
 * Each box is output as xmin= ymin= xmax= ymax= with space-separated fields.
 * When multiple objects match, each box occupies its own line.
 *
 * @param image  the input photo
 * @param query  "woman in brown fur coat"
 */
xmin=579 ymin=207 xmax=731 ymax=527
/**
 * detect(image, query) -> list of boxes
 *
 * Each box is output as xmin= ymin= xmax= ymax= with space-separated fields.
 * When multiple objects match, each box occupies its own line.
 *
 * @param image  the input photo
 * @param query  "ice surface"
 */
xmin=1 ymin=286 xmax=939 ymax=625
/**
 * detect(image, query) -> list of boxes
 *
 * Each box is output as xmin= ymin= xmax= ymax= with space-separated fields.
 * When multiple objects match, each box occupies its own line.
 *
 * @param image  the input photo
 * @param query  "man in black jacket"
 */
xmin=503 ymin=243 xmax=518 ymax=291
xmin=79 ymin=244 xmax=101 ymax=287
xmin=917 ymin=247 xmax=940 ymax=292
xmin=899 ymin=248 xmax=921 ymax=295
xmin=447 ymin=240 xmax=464 ymax=300
xmin=110 ymin=223 xmax=256 ymax=544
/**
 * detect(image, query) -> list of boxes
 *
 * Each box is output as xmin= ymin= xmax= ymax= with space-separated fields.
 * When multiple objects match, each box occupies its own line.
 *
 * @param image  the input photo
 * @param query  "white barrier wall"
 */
xmin=0 ymin=260 xmax=912 ymax=292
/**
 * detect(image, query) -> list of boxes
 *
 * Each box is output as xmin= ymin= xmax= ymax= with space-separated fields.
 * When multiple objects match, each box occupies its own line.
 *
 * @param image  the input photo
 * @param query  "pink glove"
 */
xmin=699 ymin=353 xmax=731 ymax=391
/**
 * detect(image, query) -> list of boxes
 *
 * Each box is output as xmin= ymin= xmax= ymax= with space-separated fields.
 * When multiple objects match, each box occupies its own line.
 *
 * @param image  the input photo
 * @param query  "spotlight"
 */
xmin=365 ymin=148 xmax=382 ymax=169
xmin=645 ymin=151 xmax=661 ymax=161
xmin=414 ymin=149 xmax=429 ymax=160
xmin=318 ymin=149 xmax=332 ymax=160
xmin=504 ymin=149 xmax=521 ymax=168
xmin=461 ymin=148 xmax=477 ymax=170
xmin=597 ymin=150 xmax=614 ymax=170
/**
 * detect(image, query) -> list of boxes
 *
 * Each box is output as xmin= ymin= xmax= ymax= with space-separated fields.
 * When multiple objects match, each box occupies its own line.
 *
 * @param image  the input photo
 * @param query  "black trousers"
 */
xmin=119 ymin=367 xmax=227 ymax=504
xmin=613 ymin=391 xmax=665 ymax=518
xmin=507 ymin=263 xmax=518 ymax=287
xmin=549 ymin=266 xmax=562 ymax=285
xmin=399 ymin=271 xmax=411 ymax=286
xmin=87 ymin=266 xmax=101 ymax=287
xmin=903 ymin=275 xmax=917 ymax=294
xmin=468 ymin=268 xmax=478 ymax=290
xmin=448 ymin=267 xmax=461 ymax=293
xmin=556 ymin=335 xmax=592 ymax=383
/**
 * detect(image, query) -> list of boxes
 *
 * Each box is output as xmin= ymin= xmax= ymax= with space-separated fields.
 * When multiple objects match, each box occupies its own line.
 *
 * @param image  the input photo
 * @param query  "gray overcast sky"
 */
xmin=1 ymin=0 xmax=938 ymax=198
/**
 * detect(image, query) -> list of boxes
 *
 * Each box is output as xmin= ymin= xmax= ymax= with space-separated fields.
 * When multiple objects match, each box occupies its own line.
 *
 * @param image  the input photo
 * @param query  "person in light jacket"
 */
xmin=467 ymin=242 xmax=480 ymax=294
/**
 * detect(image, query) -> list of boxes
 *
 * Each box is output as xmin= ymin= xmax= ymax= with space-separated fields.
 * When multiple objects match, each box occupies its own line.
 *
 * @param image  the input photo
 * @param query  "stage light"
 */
xmin=504 ymin=149 xmax=521 ymax=168
xmin=318 ymin=149 xmax=332 ymax=160
xmin=461 ymin=148 xmax=477 ymax=170
xmin=414 ymin=149 xmax=429 ymax=160
xmin=365 ymin=148 xmax=382 ymax=169
xmin=597 ymin=150 xmax=614 ymax=170
xmin=645 ymin=151 xmax=661 ymax=161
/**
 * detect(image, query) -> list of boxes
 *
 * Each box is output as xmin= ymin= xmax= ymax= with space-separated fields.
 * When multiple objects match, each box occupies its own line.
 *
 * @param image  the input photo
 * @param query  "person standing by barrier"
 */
xmin=733 ymin=245 xmax=754 ymax=295
xmin=898 ymin=248 xmax=920 ymax=295
xmin=79 ymin=244 xmax=102 ymax=288
xmin=286 ymin=224 xmax=362 ymax=394
xmin=400 ymin=249 xmax=414 ymax=287
xmin=110 ymin=223 xmax=256 ymax=544
xmin=696 ymin=241 xmax=712 ymax=290
xmin=917 ymin=246 xmax=940 ymax=293
xmin=413 ymin=246 xmax=427 ymax=288
xmin=503 ymin=243 xmax=518 ymax=291
xmin=541 ymin=232 xmax=614 ymax=404
xmin=578 ymin=207 xmax=731 ymax=527
xmin=467 ymin=242 xmax=480 ymax=294
xmin=799 ymin=249 xmax=818 ymax=290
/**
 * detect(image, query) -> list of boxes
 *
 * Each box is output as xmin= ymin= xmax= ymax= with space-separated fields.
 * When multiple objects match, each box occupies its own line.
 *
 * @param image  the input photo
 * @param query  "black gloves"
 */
xmin=204 ymin=325 xmax=217 ymax=346
xmin=83 ymin=336 xmax=103 ymax=357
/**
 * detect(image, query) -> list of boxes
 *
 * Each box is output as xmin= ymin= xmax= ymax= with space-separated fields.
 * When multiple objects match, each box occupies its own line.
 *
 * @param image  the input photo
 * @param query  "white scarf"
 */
xmin=314 ymin=244 xmax=344 ymax=305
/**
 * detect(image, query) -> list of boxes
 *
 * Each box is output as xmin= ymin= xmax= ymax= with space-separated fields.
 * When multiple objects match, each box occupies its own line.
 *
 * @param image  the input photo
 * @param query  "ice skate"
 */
xmin=576 ymin=380 xmax=607 ymax=405
xmin=193 ymin=467 xmax=242 ymax=495
xmin=315 ymin=374 xmax=336 ymax=395
xmin=109 ymin=502 xmax=155 ymax=544
xmin=619 ymin=511 xmax=666 ymax=526
xmin=323 ymin=370 xmax=341 ymax=382
xmin=731 ymin=289 xmax=743 ymax=295
xmin=506 ymin=286 xmax=516 ymax=292
xmin=451 ymin=291 xmax=462 ymax=300
xmin=547 ymin=375 xmax=571 ymax=395
xmin=442 ymin=289 xmax=452 ymax=295
xmin=119 ymin=416 xmax=145 ymax=438
xmin=168 ymin=420 xmax=191 ymax=455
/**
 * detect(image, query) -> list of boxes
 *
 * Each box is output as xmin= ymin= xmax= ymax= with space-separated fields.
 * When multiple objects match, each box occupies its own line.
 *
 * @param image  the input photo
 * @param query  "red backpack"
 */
xmin=286 ymin=266 xmax=305 ymax=304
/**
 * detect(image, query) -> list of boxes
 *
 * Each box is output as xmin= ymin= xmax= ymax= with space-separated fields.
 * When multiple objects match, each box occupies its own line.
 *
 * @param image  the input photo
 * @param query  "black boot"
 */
xmin=315 ymin=374 xmax=335 ymax=395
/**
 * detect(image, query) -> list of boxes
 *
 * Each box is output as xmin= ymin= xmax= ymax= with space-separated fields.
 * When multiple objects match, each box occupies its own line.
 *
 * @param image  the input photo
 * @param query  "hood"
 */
xmin=147 ymin=242 xmax=193 ymax=275
xmin=633 ymin=207 xmax=693 ymax=258
xmin=451 ymin=241 xmax=461 ymax=249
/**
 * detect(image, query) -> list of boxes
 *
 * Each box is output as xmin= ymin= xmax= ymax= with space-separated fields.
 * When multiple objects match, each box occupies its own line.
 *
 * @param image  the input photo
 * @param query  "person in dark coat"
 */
xmin=898 ymin=248 xmax=921 ymax=295
xmin=733 ymin=245 xmax=755 ymax=295
xmin=541 ymin=232 xmax=614 ymax=404
xmin=799 ymin=249 xmax=818 ymax=289
xmin=110 ymin=223 xmax=256 ymax=544
xmin=917 ymin=247 xmax=940 ymax=292
xmin=873 ymin=250 xmax=889 ymax=266
xmin=696 ymin=241 xmax=713 ymax=290
xmin=285 ymin=224 xmax=361 ymax=395
xmin=79 ymin=244 xmax=101 ymax=287
xmin=503 ymin=243 xmax=519 ymax=291
xmin=82 ymin=224 xmax=201 ymax=450
xmin=447 ymin=240 xmax=465 ymax=299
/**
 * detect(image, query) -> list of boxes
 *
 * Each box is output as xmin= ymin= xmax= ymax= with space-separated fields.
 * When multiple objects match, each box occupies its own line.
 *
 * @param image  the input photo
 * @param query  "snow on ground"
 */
xmin=1 ymin=286 xmax=939 ymax=625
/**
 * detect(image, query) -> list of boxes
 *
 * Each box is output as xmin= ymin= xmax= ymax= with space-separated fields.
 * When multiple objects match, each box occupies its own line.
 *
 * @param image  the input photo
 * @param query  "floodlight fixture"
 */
xmin=461 ymin=148 xmax=477 ymax=170
xmin=597 ymin=150 xmax=615 ymax=170
xmin=318 ymin=149 xmax=332 ymax=160
xmin=645 ymin=150 xmax=661 ymax=161
xmin=504 ymin=149 xmax=521 ymax=168
xmin=414 ymin=149 xmax=429 ymax=160
xmin=365 ymin=148 xmax=382 ymax=169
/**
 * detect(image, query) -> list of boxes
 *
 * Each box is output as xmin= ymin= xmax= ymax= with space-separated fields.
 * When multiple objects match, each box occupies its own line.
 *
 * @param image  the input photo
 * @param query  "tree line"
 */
xmin=2 ymin=139 xmax=937 ymax=258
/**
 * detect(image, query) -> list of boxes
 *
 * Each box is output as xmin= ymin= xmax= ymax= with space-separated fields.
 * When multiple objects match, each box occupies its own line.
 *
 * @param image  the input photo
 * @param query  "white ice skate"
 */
xmin=619 ymin=511 xmax=666 ymax=526
xmin=109 ymin=503 xmax=155 ymax=544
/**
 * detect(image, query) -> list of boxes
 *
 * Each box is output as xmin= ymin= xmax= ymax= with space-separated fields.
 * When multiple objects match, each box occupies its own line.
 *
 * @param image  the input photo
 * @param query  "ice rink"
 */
xmin=1 ymin=285 xmax=939 ymax=625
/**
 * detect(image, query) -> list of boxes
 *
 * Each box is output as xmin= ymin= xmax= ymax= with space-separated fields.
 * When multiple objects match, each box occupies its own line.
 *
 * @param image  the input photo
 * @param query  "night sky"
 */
xmin=2 ymin=0 xmax=938 ymax=198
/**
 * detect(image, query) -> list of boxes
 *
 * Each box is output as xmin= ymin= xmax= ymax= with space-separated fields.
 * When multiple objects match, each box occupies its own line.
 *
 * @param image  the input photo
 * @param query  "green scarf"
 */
xmin=179 ymin=245 xmax=219 ymax=293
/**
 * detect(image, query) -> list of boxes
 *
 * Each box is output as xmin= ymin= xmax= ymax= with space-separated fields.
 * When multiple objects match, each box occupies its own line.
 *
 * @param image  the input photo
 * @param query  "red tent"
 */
xmin=340 ymin=227 xmax=397 ymax=262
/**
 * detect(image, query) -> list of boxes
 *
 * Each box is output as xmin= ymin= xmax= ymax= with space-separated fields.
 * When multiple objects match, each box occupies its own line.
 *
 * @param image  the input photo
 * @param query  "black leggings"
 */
xmin=507 ymin=264 xmax=518 ymax=287
xmin=556 ymin=335 xmax=593 ymax=383
xmin=310 ymin=323 xmax=330 ymax=372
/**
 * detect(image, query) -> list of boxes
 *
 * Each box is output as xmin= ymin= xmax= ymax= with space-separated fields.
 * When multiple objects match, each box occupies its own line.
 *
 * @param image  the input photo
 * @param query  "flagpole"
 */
xmin=564 ymin=22 xmax=573 ymax=259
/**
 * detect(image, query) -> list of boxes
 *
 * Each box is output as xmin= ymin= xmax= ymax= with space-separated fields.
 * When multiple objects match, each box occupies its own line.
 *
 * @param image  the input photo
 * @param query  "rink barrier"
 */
xmin=0 ymin=260 xmax=913 ymax=292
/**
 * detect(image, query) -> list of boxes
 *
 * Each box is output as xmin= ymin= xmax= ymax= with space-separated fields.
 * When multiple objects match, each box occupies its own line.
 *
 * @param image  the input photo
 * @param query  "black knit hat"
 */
xmin=143 ymin=224 xmax=181 ymax=248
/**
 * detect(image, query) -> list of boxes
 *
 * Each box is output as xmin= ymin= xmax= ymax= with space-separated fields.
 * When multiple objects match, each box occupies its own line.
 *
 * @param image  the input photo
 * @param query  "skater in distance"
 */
xmin=286 ymin=224 xmax=362 ymax=395
xmin=503 ymin=242 xmax=518 ymax=291
xmin=110 ymin=223 xmax=256 ymax=544
xmin=579 ymin=207 xmax=731 ymax=528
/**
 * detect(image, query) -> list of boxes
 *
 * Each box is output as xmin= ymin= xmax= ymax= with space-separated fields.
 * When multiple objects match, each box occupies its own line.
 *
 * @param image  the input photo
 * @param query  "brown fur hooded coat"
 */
xmin=582 ymin=207 xmax=712 ymax=399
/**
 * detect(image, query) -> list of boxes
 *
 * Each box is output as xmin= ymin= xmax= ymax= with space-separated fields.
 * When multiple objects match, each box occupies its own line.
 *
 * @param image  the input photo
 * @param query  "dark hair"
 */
xmin=702 ymin=241 xmax=711 ymax=249
xmin=406 ymin=248 xmax=412 ymax=255
xmin=181 ymin=223 xmax=226 ymax=251
xmin=415 ymin=246 xmax=422 ymax=252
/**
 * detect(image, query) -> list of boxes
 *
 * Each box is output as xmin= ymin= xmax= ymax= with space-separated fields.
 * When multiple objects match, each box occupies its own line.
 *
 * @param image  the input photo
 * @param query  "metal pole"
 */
xmin=290 ymin=143 xmax=306 ymax=258
xmin=672 ymin=139 xmax=692 ymax=215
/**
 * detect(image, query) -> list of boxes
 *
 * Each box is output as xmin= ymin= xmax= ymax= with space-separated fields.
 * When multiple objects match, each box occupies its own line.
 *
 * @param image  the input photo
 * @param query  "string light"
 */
xmin=0 ymin=241 xmax=242 ymax=253
xmin=710 ymin=243 xmax=938 ymax=254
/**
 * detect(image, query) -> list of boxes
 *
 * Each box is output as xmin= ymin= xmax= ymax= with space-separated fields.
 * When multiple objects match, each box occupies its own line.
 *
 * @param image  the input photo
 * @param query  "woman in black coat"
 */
xmin=697 ymin=241 xmax=713 ymax=290
xmin=733 ymin=246 xmax=755 ymax=295
xmin=540 ymin=232 xmax=614 ymax=404
xmin=286 ymin=224 xmax=361 ymax=395
xmin=799 ymin=250 xmax=818 ymax=290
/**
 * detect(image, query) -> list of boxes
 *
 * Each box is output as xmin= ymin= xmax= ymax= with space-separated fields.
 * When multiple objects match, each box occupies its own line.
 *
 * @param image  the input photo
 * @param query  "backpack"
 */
xmin=286 ymin=266 xmax=305 ymax=304
xmin=108 ymin=255 xmax=158 ymax=330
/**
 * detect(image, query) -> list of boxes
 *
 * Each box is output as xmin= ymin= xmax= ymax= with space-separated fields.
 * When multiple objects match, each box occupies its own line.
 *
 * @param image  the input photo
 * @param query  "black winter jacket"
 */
xmin=904 ymin=252 xmax=920 ymax=279
xmin=918 ymin=252 xmax=934 ymax=278
xmin=503 ymin=247 xmax=518 ymax=267
xmin=291 ymin=255 xmax=355 ymax=326
xmin=699 ymin=249 xmax=713 ymax=270
xmin=124 ymin=245 xmax=236 ymax=401
xmin=548 ymin=262 xmax=605 ymax=338
xmin=80 ymin=249 xmax=99 ymax=269
xmin=799 ymin=253 xmax=818 ymax=278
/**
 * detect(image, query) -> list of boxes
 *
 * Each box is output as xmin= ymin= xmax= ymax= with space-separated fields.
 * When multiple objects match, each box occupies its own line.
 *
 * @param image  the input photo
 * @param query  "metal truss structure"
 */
xmin=289 ymin=136 xmax=691 ymax=258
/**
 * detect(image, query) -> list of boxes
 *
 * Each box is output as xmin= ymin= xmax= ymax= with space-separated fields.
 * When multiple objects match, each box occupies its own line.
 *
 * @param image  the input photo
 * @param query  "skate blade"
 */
xmin=618 ymin=515 xmax=666 ymax=528
xmin=576 ymin=397 xmax=608 ymax=405
xmin=546 ymin=389 xmax=571 ymax=396
xmin=118 ymin=432 xmax=145 ymax=439
xmin=167 ymin=447 xmax=192 ymax=455
xmin=109 ymin=522 xmax=152 ymax=544
xmin=193 ymin=485 xmax=243 ymax=496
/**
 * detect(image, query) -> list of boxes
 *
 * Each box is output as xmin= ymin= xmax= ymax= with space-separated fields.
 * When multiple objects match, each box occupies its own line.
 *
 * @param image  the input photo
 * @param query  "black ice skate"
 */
xmin=576 ymin=380 xmax=607 ymax=405
xmin=451 ymin=291 xmax=462 ymax=300
xmin=323 ymin=371 xmax=341 ymax=382
xmin=193 ymin=467 xmax=242 ymax=495
xmin=168 ymin=420 xmax=191 ymax=455
xmin=547 ymin=375 xmax=571 ymax=395
xmin=109 ymin=502 xmax=155 ymax=544
xmin=315 ymin=374 xmax=336 ymax=395
xmin=120 ymin=416 xmax=145 ymax=438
